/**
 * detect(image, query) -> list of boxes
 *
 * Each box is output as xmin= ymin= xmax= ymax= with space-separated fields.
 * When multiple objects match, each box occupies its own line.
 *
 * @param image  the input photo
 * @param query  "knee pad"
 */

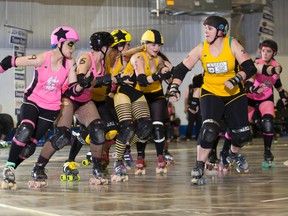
xmin=49 ymin=126 xmax=71 ymax=150
xmin=88 ymin=119 xmax=106 ymax=145
xmin=19 ymin=142 xmax=37 ymax=159
xmin=229 ymin=126 xmax=251 ymax=148
xmin=152 ymin=121 xmax=165 ymax=143
xmin=261 ymin=114 xmax=274 ymax=134
xmin=105 ymin=121 xmax=118 ymax=140
xmin=135 ymin=117 xmax=152 ymax=141
xmin=117 ymin=120 xmax=135 ymax=144
xmin=199 ymin=119 xmax=220 ymax=149
xmin=14 ymin=121 xmax=34 ymax=144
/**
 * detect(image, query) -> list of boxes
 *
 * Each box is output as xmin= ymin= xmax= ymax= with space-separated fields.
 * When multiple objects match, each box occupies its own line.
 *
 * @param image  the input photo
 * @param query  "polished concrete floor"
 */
xmin=0 ymin=137 xmax=288 ymax=216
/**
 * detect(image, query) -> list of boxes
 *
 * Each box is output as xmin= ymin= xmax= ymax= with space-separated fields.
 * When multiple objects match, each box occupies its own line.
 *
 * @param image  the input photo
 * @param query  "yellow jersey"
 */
xmin=201 ymin=36 xmax=240 ymax=96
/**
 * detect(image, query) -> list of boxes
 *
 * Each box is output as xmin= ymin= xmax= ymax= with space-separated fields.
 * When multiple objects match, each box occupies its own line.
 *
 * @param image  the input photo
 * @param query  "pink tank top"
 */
xmin=25 ymin=51 xmax=70 ymax=110
xmin=247 ymin=59 xmax=278 ymax=101
xmin=70 ymin=52 xmax=105 ymax=102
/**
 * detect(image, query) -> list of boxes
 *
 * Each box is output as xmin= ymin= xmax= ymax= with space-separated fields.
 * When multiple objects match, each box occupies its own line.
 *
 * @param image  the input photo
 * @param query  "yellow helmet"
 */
xmin=110 ymin=29 xmax=132 ymax=48
xmin=140 ymin=29 xmax=164 ymax=45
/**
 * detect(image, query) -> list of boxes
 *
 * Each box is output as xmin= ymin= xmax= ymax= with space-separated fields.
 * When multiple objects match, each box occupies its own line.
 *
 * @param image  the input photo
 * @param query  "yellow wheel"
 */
xmin=60 ymin=174 xmax=67 ymax=181
xmin=67 ymin=175 xmax=74 ymax=182
xmin=82 ymin=159 xmax=89 ymax=166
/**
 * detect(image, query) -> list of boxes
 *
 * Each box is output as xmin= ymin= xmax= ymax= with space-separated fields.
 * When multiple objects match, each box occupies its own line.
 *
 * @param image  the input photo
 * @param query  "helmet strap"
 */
xmin=58 ymin=42 xmax=66 ymax=68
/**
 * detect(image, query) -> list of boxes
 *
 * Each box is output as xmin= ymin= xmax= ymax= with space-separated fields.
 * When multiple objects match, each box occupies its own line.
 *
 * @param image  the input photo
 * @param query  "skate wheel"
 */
xmin=67 ymin=175 xmax=74 ymax=182
xmin=76 ymin=174 xmax=81 ymax=181
xmin=82 ymin=159 xmax=90 ymax=166
xmin=60 ymin=174 xmax=67 ymax=181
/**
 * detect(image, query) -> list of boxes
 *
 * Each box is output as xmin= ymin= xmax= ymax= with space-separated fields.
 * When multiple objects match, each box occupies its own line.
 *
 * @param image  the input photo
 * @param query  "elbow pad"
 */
xmin=274 ymin=79 xmax=282 ymax=89
xmin=172 ymin=62 xmax=190 ymax=81
xmin=240 ymin=59 xmax=257 ymax=80
xmin=137 ymin=74 xmax=150 ymax=87
xmin=68 ymin=82 xmax=83 ymax=97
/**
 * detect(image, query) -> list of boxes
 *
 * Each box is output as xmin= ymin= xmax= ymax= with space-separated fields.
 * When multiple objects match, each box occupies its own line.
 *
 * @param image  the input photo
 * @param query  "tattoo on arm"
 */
xmin=240 ymin=49 xmax=246 ymax=54
xmin=185 ymin=54 xmax=190 ymax=59
xmin=79 ymin=58 xmax=86 ymax=64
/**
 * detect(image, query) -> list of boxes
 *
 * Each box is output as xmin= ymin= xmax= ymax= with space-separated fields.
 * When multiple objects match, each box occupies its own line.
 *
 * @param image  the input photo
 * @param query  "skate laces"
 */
xmin=3 ymin=166 xmax=15 ymax=176
xmin=236 ymin=154 xmax=248 ymax=169
xmin=66 ymin=161 xmax=80 ymax=170
xmin=136 ymin=159 xmax=144 ymax=169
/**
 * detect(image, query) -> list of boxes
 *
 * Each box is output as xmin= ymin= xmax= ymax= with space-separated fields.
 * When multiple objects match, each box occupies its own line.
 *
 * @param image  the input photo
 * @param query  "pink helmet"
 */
xmin=51 ymin=26 xmax=79 ymax=48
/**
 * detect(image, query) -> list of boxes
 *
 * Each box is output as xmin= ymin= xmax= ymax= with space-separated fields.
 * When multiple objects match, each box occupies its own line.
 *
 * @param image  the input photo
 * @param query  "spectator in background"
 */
xmin=0 ymin=113 xmax=14 ymax=147
xmin=184 ymin=74 xmax=203 ymax=141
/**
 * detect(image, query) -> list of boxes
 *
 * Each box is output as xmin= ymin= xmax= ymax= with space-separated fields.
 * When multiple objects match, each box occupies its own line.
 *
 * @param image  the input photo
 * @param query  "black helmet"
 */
xmin=259 ymin=39 xmax=278 ymax=54
xmin=90 ymin=32 xmax=114 ymax=51
xmin=203 ymin=16 xmax=229 ymax=36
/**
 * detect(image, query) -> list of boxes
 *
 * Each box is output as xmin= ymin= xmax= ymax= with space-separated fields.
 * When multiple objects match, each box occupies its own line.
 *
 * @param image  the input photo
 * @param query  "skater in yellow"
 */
xmin=168 ymin=16 xmax=257 ymax=185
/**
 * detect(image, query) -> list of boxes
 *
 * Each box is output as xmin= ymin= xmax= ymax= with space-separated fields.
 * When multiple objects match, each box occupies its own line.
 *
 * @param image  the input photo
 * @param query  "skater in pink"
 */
xmin=30 ymin=32 xmax=115 ymax=186
xmin=0 ymin=26 xmax=82 ymax=189
xmin=245 ymin=39 xmax=287 ymax=168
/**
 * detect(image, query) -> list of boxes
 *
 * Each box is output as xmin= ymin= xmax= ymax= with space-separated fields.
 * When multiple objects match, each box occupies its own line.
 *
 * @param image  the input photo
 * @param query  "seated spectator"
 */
xmin=0 ymin=113 xmax=14 ymax=148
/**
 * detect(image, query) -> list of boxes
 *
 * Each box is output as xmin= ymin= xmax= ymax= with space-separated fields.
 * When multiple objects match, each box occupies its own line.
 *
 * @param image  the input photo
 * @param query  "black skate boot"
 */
xmin=262 ymin=150 xmax=275 ymax=168
xmin=191 ymin=161 xmax=207 ymax=185
xmin=29 ymin=163 xmax=48 ymax=188
xmin=2 ymin=165 xmax=17 ymax=190
xmin=111 ymin=160 xmax=128 ymax=182
xmin=89 ymin=159 xmax=109 ymax=185
xmin=164 ymin=150 xmax=175 ymax=166
xmin=226 ymin=150 xmax=249 ymax=173
xmin=60 ymin=161 xmax=80 ymax=182
xmin=219 ymin=150 xmax=230 ymax=172
xmin=123 ymin=146 xmax=134 ymax=170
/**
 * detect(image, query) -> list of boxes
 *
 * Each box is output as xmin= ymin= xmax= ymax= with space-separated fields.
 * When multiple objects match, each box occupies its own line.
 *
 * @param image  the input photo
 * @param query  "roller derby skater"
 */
xmin=191 ymin=161 xmax=207 ymax=185
xmin=246 ymin=39 xmax=286 ymax=170
xmin=89 ymin=159 xmax=109 ymax=185
xmin=168 ymin=16 xmax=257 ymax=185
xmin=28 ymin=163 xmax=48 ymax=188
xmin=1 ymin=164 xmax=17 ymax=190
xmin=262 ymin=149 xmax=275 ymax=168
xmin=0 ymin=26 xmax=81 ymax=190
xmin=111 ymin=160 xmax=129 ymax=182
xmin=60 ymin=161 xmax=80 ymax=182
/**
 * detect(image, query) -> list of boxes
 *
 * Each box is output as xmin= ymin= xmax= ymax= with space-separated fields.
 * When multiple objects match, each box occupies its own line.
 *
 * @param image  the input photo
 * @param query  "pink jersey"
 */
xmin=70 ymin=52 xmax=105 ymax=102
xmin=247 ymin=59 xmax=278 ymax=101
xmin=25 ymin=51 xmax=70 ymax=110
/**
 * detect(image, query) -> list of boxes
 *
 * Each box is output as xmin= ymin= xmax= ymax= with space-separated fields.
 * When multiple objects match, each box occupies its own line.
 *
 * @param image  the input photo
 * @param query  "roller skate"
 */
xmin=1 ymin=166 xmax=17 ymax=190
xmin=123 ymin=146 xmax=134 ymax=170
xmin=262 ymin=150 xmax=275 ymax=168
xmin=205 ymin=149 xmax=219 ymax=170
xmin=218 ymin=150 xmax=231 ymax=172
xmin=111 ymin=160 xmax=128 ymax=182
xmin=89 ymin=160 xmax=109 ymax=185
xmin=82 ymin=151 xmax=92 ymax=166
xmin=60 ymin=161 xmax=80 ymax=182
xmin=226 ymin=150 xmax=249 ymax=173
xmin=0 ymin=140 xmax=9 ymax=148
xmin=134 ymin=157 xmax=146 ymax=176
xmin=191 ymin=161 xmax=207 ymax=185
xmin=156 ymin=155 xmax=167 ymax=174
xmin=164 ymin=151 xmax=175 ymax=166
xmin=28 ymin=163 xmax=48 ymax=188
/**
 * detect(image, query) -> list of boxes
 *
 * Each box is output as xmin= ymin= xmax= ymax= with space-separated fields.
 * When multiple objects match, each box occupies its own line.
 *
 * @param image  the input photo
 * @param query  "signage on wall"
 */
xmin=258 ymin=0 xmax=274 ymax=43
xmin=13 ymin=45 xmax=26 ymax=115
xmin=9 ymin=28 xmax=27 ymax=46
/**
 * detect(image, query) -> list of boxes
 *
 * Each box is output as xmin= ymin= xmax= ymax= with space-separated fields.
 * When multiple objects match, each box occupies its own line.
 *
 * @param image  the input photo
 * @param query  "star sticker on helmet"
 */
xmin=54 ymin=28 xmax=69 ymax=41
xmin=114 ymin=30 xmax=127 ymax=42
